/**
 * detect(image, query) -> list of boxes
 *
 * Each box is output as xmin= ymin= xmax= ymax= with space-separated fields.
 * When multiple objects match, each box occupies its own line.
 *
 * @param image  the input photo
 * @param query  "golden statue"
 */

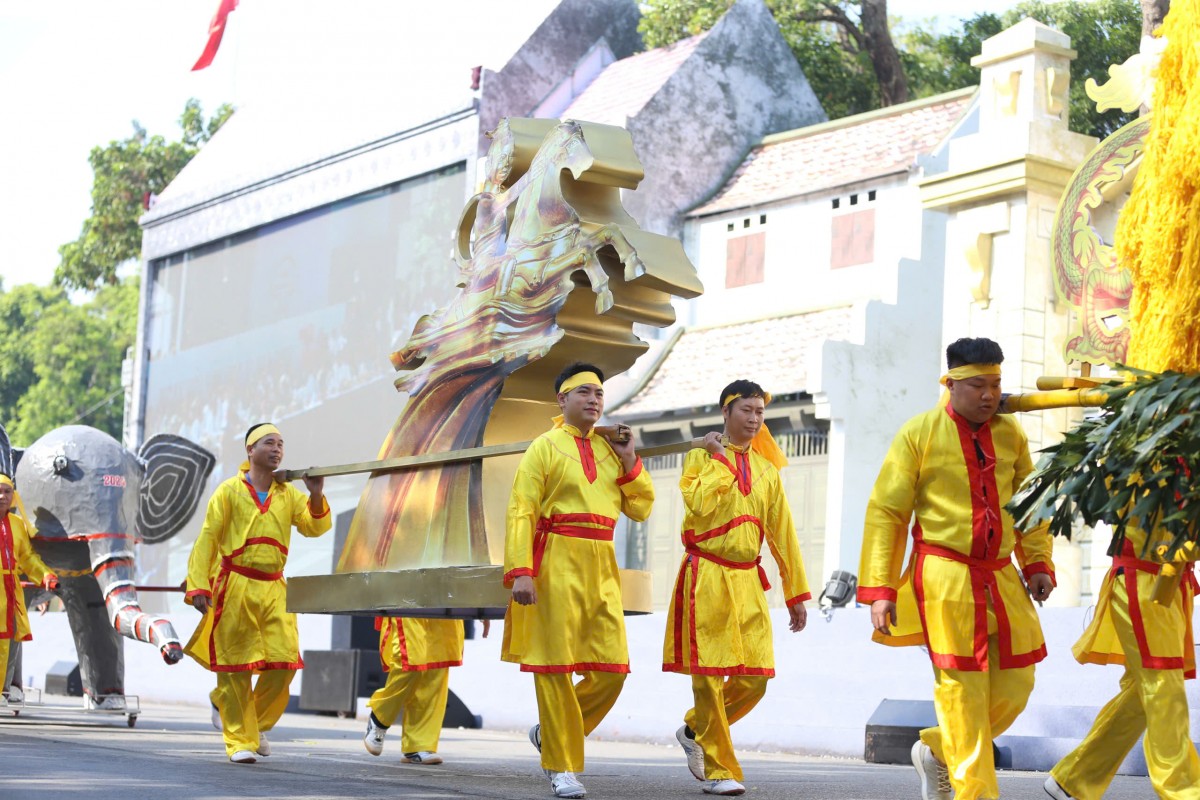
xmin=334 ymin=118 xmax=701 ymax=577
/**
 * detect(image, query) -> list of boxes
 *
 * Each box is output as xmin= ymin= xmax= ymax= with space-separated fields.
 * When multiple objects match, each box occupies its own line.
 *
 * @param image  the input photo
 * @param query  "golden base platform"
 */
xmin=287 ymin=566 xmax=653 ymax=619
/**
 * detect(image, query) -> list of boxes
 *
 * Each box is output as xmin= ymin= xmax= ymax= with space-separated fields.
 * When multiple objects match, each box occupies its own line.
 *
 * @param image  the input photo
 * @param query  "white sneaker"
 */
xmin=677 ymin=725 xmax=706 ymax=780
xmin=401 ymin=751 xmax=443 ymax=764
xmin=364 ymin=716 xmax=387 ymax=756
xmin=256 ymin=732 xmax=270 ymax=757
xmin=8 ymin=686 xmax=24 ymax=703
xmin=549 ymin=771 xmax=586 ymax=798
xmin=1044 ymin=776 xmax=1073 ymax=799
xmin=96 ymin=695 xmax=126 ymax=711
xmin=229 ymin=750 xmax=257 ymax=764
xmin=911 ymin=741 xmax=952 ymax=800
xmin=529 ymin=723 xmax=542 ymax=753
xmin=702 ymin=779 xmax=746 ymax=796
xmin=211 ymin=701 xmax=221 ymax=731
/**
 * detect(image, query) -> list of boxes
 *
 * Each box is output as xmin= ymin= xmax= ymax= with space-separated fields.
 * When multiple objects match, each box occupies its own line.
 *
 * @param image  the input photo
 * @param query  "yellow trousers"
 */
xmin=367 ymin=668 xmax=450 ymax=753
xmin=534 ymin=671 xmax=626 ymax=773
xmin=683 ymin=674 xmax=768 ymax=781
xmin=0 ymin=640 xmax=8 ymax=694
xmin=212 ymin=669 xmax=295 ymax=756
xmin=1051 ymin=581 xmax=1200 ymax=800
xmin=922 ymin=602 xmax=1036 ymax=800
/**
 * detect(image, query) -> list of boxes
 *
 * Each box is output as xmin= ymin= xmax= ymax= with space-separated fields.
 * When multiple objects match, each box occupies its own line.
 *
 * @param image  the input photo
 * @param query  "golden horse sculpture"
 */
xmin=332 ymin=117 xmax=701 ymax=591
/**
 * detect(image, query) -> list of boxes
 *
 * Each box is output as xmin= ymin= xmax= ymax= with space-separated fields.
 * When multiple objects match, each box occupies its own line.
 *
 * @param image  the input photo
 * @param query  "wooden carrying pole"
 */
xmin=276 ymin=426 xmax=723 ymax=482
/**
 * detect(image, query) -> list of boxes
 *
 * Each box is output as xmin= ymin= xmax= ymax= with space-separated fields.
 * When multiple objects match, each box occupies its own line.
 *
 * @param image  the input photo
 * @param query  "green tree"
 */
xmin=2 ymin=279 xmax=140 ymax=444
xmin=906 ymin=0 xmax=1142 ymax=138
xmin=639 ymin=0 xmax=1143 ymax=137
xmin=639 ymin=0 xmax=889 ymax=119
xmin=0 ymin=283 xmax=69 ymax=420
xmin=55 ymin=98 xmax=233 ymax=291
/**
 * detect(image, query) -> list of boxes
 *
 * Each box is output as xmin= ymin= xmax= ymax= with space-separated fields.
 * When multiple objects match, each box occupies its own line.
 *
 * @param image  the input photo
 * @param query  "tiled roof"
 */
xmin=560 ymin=33 xmax=708 ymax=126
xmin=692 ymin=88 xmax=976 ymax=216
xmin=612 ymin=307 xmax=853 ymax=418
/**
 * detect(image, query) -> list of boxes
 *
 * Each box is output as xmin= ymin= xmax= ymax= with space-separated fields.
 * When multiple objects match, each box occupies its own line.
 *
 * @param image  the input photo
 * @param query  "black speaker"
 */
xmin=443 ymin=689 xmax=482 ymax=729
xmin=864 ymin=699 xmax=937 ymax=763
xmin=45 ymin=660 xmax=83 ymax=697
xmin=299 ymin=650 xmax=359 ymax=714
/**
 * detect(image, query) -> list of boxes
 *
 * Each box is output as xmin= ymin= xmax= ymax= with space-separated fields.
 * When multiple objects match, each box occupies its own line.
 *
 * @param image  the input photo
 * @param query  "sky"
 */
xmin=0 ymin=0 xmax=1025 ymax=290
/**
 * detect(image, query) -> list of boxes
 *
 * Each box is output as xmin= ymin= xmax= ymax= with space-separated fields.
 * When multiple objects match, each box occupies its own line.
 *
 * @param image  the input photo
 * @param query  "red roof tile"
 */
xmin=560 ymin=33 xmax=708 ymax=126
xmin=612 ymin=307 xmax=853 ymax=417
xmin=692 ymin=89 xmax=976 ymax=216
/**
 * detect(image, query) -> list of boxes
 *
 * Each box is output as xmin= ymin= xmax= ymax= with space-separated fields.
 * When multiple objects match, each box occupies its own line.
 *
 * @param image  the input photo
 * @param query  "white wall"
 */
xmin=19 ymin=606 xmax=1197 ymax=773
xmin=687 ymin=175 xmax=922 ymax=328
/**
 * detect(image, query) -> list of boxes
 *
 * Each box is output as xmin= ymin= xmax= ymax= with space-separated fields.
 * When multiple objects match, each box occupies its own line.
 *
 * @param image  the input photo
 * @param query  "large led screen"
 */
xmin=139 ymin=162 xmax=468 ymax=609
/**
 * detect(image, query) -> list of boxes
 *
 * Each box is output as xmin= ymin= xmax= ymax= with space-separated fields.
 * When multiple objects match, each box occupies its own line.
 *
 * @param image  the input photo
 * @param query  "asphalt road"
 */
xmin=1 ymin=701 xmax=1151 ymax=799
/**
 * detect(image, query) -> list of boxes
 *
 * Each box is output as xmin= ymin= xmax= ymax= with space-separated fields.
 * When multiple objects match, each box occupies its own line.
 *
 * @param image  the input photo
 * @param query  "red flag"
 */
xmin=191 ymin=0 xmax=239 ymax=71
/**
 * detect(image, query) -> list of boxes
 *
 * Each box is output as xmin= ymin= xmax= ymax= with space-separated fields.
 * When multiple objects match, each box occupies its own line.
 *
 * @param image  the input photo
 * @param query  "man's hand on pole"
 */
xmin=608 ymin=425 xmax=638 ymax=474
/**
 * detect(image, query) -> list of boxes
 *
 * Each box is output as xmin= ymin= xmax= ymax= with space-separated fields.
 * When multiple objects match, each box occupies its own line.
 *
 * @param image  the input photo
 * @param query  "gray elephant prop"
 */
xmin=3 ymin=424 xmax=214 ymax=706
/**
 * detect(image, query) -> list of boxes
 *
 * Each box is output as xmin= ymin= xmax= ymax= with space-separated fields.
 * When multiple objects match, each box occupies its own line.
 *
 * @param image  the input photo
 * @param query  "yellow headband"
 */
xmin=559 ymin=371 xmax=603 ymax=395
xmin=722 ymin=391 xmax=773 ymax=408
xmin=241 ymin=424 xmax=282 ymax=477
xmin=246 ymin=424 xmax=281 ymax=448
xmin=939 ymin=363 xmax=1001 ymax=387
xmin=0 ymin=475 xmax=11 ymax=488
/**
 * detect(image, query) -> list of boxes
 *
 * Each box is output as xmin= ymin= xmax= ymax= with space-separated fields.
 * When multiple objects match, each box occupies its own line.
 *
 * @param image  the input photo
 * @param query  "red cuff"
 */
xmin=503 ymin=567 xmax=533 ymax=587
xmin=616 ymin=457 xmax=643 ymax=486
xmin=856 ymin=586 xmax=897 ymax=603
xmin=1022 ymin=562 xmax=1057 ymax=586
xmin=786 ymin=592 xmax=811 ymax=607
xmin=310 ymin=500 xmax=330 ymax=519
xmin=185 ymin=588 xmax=212 ymax=602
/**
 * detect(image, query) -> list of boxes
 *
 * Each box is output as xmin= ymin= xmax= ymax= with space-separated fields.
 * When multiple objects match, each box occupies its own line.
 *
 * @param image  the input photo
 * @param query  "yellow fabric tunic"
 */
xmin=185 ymin=473 xmax=331 ymax=672
xmin=501 ymin=421 xmax=654 ymax=673
xmin=859 ymin=403 xmax=1055 ymax=670
xmin=663 ymin=446 xmax=811 ymax=675
xmin=1073 ymin=526 xmax=1197 ymax=678
xmin=377 ymin=617 xmax=465 ymax=672
xmin=1 ymin=512 xmax=52 ymax=642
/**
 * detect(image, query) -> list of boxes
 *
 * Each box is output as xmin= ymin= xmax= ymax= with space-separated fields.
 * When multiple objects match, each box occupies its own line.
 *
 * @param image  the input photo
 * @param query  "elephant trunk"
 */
xmin=90 ymin=534 xmax=184 ymax=664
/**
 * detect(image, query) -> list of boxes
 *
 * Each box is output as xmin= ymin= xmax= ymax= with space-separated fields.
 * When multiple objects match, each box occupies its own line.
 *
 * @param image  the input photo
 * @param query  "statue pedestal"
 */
xmin=287 ymin=566 xmax=653 ymax=619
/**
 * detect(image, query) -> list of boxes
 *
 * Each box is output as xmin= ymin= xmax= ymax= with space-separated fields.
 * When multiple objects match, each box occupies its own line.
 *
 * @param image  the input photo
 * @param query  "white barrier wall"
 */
xmin=19 ymin=605 xmax=1198 ymax=768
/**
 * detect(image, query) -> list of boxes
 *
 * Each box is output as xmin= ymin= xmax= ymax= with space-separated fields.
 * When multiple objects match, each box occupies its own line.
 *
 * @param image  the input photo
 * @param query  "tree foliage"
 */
xmin=1 ymin=98 xmax=231 ymax=445
xmin=0 ymin=279 xmax=139 ymax=444
xmin=638 ymin=0 xmax=1143 ymax=137
xmin=55 ymin=99 xmax=233 ymax=291
xmin=1009 ymin=368 xmax=1200 ymax=560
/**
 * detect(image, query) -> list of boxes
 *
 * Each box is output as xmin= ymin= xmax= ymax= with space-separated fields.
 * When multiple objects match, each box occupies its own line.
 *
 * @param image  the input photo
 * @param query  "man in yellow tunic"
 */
xmin=503 ymin=362 xmax=654 ymax=799
xmin=663 ymin=380 xmax=810 ymax=797
xmin=1044 ymin=523 xmax=1200 ymax=800
xmin=185 ymin=423 xmax=331 ymax=763
xmin=859 ymin=338 xmax=1056 ymax=800
xmin=0 ymin=473 xmax=58 ymax=705
xmin=362 ymin=616 xmax=488 ymax=763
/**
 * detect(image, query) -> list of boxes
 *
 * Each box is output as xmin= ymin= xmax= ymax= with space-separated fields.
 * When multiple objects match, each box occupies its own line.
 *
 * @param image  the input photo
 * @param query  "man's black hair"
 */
xmin=945 ymin=338 xmax=1004 ymax=370
xmin=719 ymin=379 xmax=767 ymax=407
xmin=554 ymin=362 xmax=605 ymax=394
xmin=245 ymin=422 xmax=276 ymax=445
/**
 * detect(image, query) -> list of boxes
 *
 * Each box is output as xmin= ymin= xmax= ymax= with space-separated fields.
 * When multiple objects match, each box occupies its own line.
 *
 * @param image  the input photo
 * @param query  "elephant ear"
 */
xmin=135 ymin=434 xmax=217 ymax=544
